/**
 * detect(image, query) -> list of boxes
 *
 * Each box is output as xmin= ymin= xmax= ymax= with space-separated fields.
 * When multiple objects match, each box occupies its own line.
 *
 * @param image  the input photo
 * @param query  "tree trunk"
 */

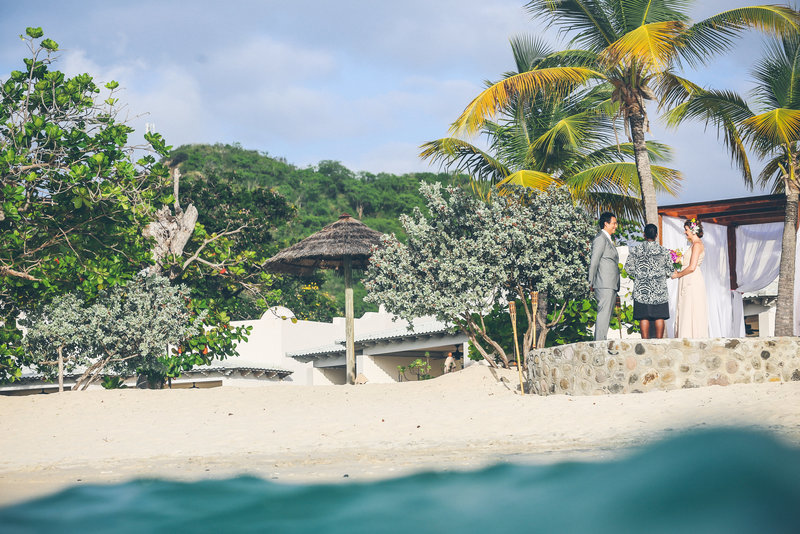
xmin=57 ymin=345 xmax=64 ymax=393
xmin=775 ymin=179 xmax=798 ymax=336
xmin=629 ymin=113 xmax=659 ymax=226
xmin=344 ymin=256 xmax=356 ymax=385
xmin=535 ymin=290 xmax=549 ymax=349
xmin=143 ymin=168 xmax=198 ymax=278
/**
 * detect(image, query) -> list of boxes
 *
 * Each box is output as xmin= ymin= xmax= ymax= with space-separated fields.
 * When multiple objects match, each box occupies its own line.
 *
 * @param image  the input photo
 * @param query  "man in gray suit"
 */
xmin=588 ymin=212 xmax=620 ymax=341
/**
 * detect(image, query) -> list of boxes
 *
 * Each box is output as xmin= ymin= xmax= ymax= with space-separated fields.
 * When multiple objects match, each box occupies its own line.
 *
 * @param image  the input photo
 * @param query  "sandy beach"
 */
xmin=2 ymin=364 xmax=799 ymax=507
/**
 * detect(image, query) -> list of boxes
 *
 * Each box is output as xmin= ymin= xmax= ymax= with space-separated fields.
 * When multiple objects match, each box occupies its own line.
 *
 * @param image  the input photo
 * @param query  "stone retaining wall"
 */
xmin=527 ymin=337 xmax=800 ymax=396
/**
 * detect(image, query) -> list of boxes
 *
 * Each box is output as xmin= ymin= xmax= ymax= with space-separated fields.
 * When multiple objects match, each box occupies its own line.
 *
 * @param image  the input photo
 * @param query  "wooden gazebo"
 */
xmin=658 ymin=194 xmax=787 ymax=290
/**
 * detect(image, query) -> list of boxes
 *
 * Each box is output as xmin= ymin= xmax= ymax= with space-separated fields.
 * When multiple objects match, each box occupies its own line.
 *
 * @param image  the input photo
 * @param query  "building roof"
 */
xmin=183 ymin=366 xmax=292 ymax=380
xmin=2 ymin=365 xmax=292 ymax=388
xmin=659 ymin=194 xmax=785 ymax=227
xmin=337 ymin=322 xmax=454 ymax=344
xmin=289 ymin=322 xmax=460 ymax=361
xmin=658 ymin=193 xmax=790 ymax=290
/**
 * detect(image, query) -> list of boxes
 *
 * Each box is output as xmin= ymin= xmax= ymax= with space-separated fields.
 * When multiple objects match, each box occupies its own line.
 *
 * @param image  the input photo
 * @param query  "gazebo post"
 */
xmin=263 ymin=213 xmax=382 ymax=386
xmin=344 ymin=256 xmax=355 ymax=385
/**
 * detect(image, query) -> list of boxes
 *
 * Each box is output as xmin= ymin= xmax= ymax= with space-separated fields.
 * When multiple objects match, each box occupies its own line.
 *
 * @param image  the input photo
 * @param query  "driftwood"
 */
xmin=143 ymin=167 xmax=198 ymax=279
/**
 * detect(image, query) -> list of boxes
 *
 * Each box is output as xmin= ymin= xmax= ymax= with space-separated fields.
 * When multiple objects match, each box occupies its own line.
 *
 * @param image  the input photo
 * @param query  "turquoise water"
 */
xmin=2 ymin=428 xmax=799 ymax=533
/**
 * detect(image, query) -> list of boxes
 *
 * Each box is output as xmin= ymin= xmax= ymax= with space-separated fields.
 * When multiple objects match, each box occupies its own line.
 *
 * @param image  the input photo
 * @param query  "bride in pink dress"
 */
xmin=671 ymin=218 xmax=708 ymax=338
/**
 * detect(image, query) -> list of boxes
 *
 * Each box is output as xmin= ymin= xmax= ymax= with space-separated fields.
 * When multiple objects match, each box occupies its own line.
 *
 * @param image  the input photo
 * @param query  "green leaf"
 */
xmin=40 ymin=38 xmax=59 ymax=51
xmin=25 ymin=27 xmax=44 ymax=39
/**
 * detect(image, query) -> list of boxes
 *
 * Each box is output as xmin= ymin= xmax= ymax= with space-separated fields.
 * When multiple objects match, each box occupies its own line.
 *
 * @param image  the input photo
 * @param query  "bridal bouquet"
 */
xmin=669 ymin=248 xmax=683 ymax=270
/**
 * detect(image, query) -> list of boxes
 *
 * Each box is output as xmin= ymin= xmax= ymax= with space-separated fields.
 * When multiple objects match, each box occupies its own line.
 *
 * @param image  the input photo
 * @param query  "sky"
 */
xmin=0 ymin=0 xmax=787 ymax=204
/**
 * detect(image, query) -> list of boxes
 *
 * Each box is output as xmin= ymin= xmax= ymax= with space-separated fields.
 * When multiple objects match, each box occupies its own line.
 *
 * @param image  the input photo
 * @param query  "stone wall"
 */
xmin=527 ymin=337 xmax=800 ymax=396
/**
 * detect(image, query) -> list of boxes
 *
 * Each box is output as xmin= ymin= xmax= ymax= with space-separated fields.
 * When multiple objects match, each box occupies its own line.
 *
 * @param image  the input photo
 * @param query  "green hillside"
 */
xmin=170 ymin=143 xmax=457 ymax=318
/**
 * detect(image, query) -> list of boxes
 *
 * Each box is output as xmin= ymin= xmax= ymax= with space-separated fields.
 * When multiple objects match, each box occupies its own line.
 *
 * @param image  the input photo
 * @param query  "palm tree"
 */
xmin=664 ymin=32 xmax=800 ymax=335
xmin=448 ymin=1 xmax=800 ymax=225
xmin=421 ymin=36 xmax=682 ymax=221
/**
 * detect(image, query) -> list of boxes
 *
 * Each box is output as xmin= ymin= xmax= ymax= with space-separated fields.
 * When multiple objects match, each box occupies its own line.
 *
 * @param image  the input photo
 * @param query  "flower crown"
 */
xmin=687 ymin=217 xmax=701 ymax=235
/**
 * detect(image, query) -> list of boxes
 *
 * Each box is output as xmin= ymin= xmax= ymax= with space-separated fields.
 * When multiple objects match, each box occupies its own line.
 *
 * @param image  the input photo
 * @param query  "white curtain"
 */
xmin=661 ymin=216 xmax=686 ymax=338
xmin=660 ymin=216 xmax=731 ymax=338
xmin=731 ymin=222 xmax=783 ymax=337
xmin=702 ymin=221 xmax=734 ymax=337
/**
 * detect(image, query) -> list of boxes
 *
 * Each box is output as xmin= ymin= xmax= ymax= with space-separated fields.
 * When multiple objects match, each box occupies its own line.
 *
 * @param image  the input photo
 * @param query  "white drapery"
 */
xmin=731 ymin=223 xmax=783 ymax=337
xmin=662 ymin=215 xmax=800 ymax=338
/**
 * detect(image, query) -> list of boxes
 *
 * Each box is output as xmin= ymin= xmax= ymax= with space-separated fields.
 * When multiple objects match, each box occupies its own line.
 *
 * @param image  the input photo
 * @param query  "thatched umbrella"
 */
xmin=264 ymin=214 xmax=382 ymax=384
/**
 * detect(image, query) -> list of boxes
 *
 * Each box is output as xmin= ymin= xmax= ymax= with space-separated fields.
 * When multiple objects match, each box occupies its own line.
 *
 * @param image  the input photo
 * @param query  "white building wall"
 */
xmin=218 ymin=307 xmax=467 ymax=386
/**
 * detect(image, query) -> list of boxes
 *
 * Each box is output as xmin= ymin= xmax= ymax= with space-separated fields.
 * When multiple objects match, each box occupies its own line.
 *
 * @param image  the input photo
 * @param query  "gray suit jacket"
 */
xmin=588 ymin=232 xmax=620 ymax=291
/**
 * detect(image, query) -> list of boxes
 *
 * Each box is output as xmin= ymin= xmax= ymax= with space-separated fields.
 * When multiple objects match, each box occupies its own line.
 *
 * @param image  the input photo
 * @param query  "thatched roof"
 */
xmin=264 ymin=214 xmax=383 ymax=276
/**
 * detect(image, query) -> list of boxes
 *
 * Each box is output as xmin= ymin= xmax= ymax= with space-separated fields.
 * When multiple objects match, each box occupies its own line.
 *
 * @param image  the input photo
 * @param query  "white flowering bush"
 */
xmin=22 ymin=274 xmax=206 ymax=390
xmin=364 ymin=183 xmax=594 ymax=367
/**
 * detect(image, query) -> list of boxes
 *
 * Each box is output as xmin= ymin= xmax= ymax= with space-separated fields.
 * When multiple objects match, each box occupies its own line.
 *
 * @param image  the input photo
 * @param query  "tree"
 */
xmin=22 ymin=274 xmax=205 ymax=390
xmin=166 ymin=145 xmax=340 ymax=321
xmin=664 ymin=32 xmax=800 ymax=335
xmin=0 ymin=28 xmax=171 ymax=381
xmin=18 ymin=293 xmax=85 ymax=392
xmin=422 ymin=36 xmax=682 ymax=220
xmin=165 ymin=143 xmax=456 ymax=320
xmin=449 ymin=1 xmax=800 ymax=225
xmin=364 ymin=183 xmax=595 ymax=368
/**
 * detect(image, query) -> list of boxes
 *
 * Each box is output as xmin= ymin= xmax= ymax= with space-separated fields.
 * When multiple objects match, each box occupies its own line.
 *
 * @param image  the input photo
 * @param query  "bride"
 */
xmin=671 ymin=218 xmax=708 ymax=338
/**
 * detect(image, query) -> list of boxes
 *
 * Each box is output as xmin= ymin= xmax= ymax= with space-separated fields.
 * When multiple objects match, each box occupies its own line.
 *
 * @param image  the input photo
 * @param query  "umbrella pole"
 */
xmin=344 ymin=256 xmax=355 ymax=385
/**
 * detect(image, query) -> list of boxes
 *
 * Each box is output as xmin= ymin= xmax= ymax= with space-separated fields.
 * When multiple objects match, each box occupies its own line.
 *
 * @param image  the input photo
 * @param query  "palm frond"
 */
xmin=564 ymin=161 xmax=682 ymax=197
xmin=751 ymin=32 xmax=800 ymax=110
xmin=509 ymin=35 xmax=553 ymax=73
xmin=419 ymin=138 xmax=510 ymax=184
xmin=530 ymin=111 xmax=600 ymax=157
xmin=524 ymin=0 xmax=620 ymax=50
xmin=679 ymin=6 xmax=800 ymax=67
xmin=578 ymin=191 xmax=647 ymax=222
xmin=742 ymin=108 xmax=800 ymax=148
xmin=757 ymin=153 xmax=787 ymax=192
xmin=450 ymin=66 xmax=604 ymax=135
xmin=599 ymin=21 xmax=686 ymax=71
xmin=617 ymin=0 xmax=691 ymax=28
xmin=655 ymin=71 xmax=702 ymax=110
xmin=663 ymin=88 xmax=753 ymax=128
xmin=662 ymin=88 xmax=754 ymax=185
xmin=579 ymin=141 xmax=674 ymax=165
xmin=497 ymin=170 xmax=562 ymax=191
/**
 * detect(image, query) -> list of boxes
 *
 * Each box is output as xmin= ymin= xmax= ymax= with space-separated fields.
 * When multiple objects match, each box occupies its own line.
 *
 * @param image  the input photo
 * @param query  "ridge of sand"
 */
xmin=2 ymin=364 xmax=799 ymax=505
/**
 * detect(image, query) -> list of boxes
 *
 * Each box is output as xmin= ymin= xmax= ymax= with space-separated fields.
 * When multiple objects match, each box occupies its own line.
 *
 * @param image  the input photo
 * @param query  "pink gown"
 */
xmin=676 ymin=248 xmax=708 ymax=338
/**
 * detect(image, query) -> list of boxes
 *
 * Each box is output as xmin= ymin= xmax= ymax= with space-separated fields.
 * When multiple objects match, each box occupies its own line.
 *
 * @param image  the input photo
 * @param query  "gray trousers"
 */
xmin=594 ymin=288 xmax=617 ymax=341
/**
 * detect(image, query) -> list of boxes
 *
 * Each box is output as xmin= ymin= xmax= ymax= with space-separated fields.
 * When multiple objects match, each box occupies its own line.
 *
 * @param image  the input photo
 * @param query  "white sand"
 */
xmin=1 ymin=364 xmax=799 ymax=506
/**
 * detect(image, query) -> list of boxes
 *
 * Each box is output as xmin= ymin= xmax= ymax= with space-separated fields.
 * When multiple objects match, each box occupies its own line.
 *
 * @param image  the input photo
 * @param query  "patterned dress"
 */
xmin=624 ymin=241 xmax=673 ymax=320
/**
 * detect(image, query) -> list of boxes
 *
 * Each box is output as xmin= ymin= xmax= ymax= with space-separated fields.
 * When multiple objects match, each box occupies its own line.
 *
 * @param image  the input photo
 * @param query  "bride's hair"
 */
xmin=684 ymin=218 xmax=704 ymax=238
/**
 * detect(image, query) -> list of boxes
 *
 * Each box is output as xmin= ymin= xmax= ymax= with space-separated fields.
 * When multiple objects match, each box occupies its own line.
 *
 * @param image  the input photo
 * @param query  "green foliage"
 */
xmin=365 ymin=183 xmax=595 ymax=367
xmin=545 ymin=298 xmax=596 ymax=346
xmin=22 ymin=274 xmax=207 ymax=389
xmin=101 ymin=375 xmax=127 ymax=389
xmin=398 ymin=357 xmax=432 ymax=381
xmin=421 ymin=38 xmax=682 ymax=221
xmin=613 ymin=217 xmax=646 ymax=247
xmin=0 ymin=29 xmax=170 ymax=381
xmin=168 ymin=143 xmax=457 ymax=319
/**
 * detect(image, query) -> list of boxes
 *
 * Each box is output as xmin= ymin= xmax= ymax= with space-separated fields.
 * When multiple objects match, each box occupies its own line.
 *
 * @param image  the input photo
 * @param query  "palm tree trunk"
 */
xmin=775 ymin=179 xmax=798 ymax=336
xmin=628 ymin=113 xmax=659 ymax=225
